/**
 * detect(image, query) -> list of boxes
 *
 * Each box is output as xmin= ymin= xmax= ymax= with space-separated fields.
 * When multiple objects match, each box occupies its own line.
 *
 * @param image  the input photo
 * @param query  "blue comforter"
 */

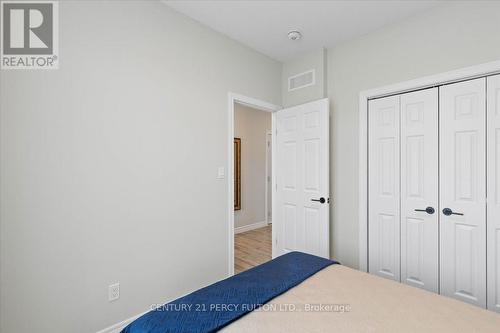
xmin=121 ymin=252 xmax=337 ymax=333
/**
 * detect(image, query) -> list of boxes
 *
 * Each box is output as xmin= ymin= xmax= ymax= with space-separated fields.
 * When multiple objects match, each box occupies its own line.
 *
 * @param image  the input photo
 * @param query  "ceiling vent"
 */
xmin=288 ymin=69 xmax=315 ymax=92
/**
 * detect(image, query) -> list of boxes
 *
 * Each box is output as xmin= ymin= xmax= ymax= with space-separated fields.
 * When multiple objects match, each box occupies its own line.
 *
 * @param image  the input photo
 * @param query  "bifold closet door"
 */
xmin=368 ymin=95 xmax=400 ymax=281
xmin=487 ymin=74 xmax=500 ymax=312
xmin=400 ymin=88 xmax=439 ymax=293
xmin=440 ymin=78 xmax=486 ymax=308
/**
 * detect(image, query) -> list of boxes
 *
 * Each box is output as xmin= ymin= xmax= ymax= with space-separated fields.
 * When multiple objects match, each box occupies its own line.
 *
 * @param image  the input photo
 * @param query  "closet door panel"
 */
xmin=440 ymin=78 xmax=486 ymax=307
xmin=400 ymin=88 xmax=439 ymax=292
xmin=368 ymin=96 xmax=400 ymax=281
xmin=487 ymin=74 xmax=500 ymax=312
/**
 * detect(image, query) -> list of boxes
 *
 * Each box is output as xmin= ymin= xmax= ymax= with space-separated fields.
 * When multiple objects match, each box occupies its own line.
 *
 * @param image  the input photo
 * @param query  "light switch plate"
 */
xmin=217 ymin=167 xmax=225 ymax=179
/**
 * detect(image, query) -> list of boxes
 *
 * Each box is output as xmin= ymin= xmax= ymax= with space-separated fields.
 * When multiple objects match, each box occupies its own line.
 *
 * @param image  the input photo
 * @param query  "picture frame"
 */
xmin=234 ymin=138 xmax=241 ymax=210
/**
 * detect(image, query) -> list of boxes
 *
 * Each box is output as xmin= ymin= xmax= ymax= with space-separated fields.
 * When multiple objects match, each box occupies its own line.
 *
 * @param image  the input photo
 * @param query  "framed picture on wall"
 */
xmin=234 ymin=138 xmax=241 ymax=211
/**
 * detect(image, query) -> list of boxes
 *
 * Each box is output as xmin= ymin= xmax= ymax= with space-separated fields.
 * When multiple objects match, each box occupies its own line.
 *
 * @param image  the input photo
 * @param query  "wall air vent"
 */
xmin=288 ymin=69 xmax=315 ymax=92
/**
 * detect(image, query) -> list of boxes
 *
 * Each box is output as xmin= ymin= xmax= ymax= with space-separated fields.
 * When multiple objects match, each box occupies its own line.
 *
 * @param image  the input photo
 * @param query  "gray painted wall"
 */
xmin=282 ymin=49 xmax=327 ymax=107
xmin=0 ymin=1 xmax=281 ymax=332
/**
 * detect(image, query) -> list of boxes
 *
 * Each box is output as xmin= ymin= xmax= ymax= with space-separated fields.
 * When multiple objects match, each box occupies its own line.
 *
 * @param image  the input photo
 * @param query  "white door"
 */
xmin=368 ymin=95 xmax=400 ymax=281
xmin=274 ymin=98 xmax=329 ymax=258
xmin=487 ymin=74 xmax=500 ymax=312
xmin=400 ymin=88 xmax=439 ymax=292
xmin=440 ymin=78 xmax=486 ymax=307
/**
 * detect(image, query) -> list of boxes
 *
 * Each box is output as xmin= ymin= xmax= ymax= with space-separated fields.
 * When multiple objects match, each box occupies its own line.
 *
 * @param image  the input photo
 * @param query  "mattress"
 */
xmin=222 ymin=264 xmax=500 ymax=332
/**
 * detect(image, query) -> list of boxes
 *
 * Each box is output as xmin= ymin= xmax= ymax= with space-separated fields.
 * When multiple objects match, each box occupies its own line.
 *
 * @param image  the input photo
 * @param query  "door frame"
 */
xmin=358 ymin=59 xmax=500 ymax=272
xmin=265 ymin=130 xmax=273 ymax=226
xmin=227 ymin=93 xmax=281 ymax=277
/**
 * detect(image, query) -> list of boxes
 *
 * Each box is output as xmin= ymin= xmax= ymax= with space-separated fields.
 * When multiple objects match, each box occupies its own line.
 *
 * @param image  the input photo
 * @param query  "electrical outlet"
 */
xmin=108 ymin=283 xmax=120 ymax=302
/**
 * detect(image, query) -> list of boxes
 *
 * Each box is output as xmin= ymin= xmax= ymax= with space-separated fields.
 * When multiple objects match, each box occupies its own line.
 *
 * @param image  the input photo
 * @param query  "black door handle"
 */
xmin=442 ymin=208 xmax=464 ymax=216
xmin=414 ymin=207 xmax=435 ymax=214
xmin=311 ymin=197 xmax=326 ymax=204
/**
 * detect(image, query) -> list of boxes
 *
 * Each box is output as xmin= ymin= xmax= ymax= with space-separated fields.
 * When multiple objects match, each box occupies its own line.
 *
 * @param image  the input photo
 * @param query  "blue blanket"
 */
xmin=121 ymin=252 xmax=337 ymax=333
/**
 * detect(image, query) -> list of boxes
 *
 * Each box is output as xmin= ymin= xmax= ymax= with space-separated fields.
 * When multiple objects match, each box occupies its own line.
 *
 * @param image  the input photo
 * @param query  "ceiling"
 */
xmin=164 ymin=1 xmax=443 ymax=62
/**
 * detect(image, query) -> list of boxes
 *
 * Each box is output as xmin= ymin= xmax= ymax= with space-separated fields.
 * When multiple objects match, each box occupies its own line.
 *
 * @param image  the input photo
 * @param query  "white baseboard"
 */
xmin=96 ymin=282 xmax=214 ymax=333
xmin=234 ymin=220 xmax=268 ymax=234
xmin=95 ymin=310 xmax=147 ymax=333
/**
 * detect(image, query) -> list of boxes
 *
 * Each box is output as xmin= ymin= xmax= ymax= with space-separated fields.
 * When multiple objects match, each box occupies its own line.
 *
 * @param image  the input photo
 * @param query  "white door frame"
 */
xmin=265 ymin=130 xmax=273 ymax=226
xmin=358 ymin=59 xmax=500 ymax=272
xmin=228 ymin=93 xmax=281 ymax=277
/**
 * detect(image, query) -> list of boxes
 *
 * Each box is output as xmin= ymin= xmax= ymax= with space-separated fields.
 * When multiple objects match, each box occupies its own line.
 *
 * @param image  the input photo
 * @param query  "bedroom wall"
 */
xmin=282 ymin=49 xmax=327 ymax=108
xmin=0 ymin=1 xmax=281 ymax=332
xmin=233 ymin=104 xmax=272 ymax=230
xmin=328 ymin=1 xmax=500 ymax=269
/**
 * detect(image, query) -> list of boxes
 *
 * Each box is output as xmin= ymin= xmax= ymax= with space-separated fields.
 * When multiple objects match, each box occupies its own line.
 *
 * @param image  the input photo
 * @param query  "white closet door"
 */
xmin=440 ymin=78 xmax=486 ymax=307
xmin=368 ymin=95 xmax=400 ymax=281
xmin=400 ymin=88 xmax=439 ymax=292
xmin=487 ymin=74 xmax=500 ymax=312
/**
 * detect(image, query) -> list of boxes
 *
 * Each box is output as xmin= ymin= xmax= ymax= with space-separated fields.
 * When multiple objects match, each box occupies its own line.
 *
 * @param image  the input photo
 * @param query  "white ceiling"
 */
xmin=164 ymin=1 xmax=443 ymax=62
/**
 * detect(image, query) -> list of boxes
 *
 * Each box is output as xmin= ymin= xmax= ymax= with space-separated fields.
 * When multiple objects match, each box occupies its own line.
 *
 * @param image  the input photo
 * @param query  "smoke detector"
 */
xmin=287 ymin=30 xmax=302 ymax=41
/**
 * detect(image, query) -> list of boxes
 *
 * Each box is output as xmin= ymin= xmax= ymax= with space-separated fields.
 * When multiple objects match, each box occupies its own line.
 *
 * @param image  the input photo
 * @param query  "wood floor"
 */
xmin=234 ymin=225 xmax=272 ymax=274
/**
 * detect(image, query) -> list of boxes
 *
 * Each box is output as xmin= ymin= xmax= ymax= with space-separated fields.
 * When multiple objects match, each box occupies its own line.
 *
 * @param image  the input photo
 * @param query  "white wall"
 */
xmin=234 ymin=104 xmax=272 ymax=229
xmin=0 ymin=1 xmax=281 ymax=332
xmin=328 ymin=1 xmax=500 ymax=268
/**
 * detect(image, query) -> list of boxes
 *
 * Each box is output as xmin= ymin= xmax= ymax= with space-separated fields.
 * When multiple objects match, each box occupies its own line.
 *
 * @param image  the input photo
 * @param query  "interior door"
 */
xmin=400 ymin=88 xmax=439 ymax=292
xmin=440 ymin=78 xmax=486 ymax=307
xmin=274 ymin=98 xmax=329 ymax=258
xmin=487 ymin=74 xmax=500 ymax=312
xmin=368 ymin=95 xmax=400 ymax=281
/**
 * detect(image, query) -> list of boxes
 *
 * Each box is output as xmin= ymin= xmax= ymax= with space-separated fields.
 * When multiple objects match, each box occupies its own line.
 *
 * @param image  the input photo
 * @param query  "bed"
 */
xmin=122 ymin=252 xmax=500 ymax=333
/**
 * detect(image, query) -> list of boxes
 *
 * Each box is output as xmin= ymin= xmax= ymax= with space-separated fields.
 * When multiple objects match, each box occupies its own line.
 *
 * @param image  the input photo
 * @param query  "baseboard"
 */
xmin=95 ymin=310 xmax=147 ymax=333
xmin=96 ymin=283 xmax=211 ymax=333
xmin=234 ymin=220 xmax=267 ymax=234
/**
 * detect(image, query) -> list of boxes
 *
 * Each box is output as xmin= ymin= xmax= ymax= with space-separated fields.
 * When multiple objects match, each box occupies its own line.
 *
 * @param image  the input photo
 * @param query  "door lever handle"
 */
xmin=311 ymin=197 xmax=326 ymax=204
xmin=414 ymin=207 xmax=435 ymax=214
xmin=442 ymin=208 xmax=464 ymax=216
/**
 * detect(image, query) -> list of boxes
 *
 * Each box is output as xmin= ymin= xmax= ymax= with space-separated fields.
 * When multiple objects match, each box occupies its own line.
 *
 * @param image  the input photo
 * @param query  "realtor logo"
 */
xmin=1 ymin=1 xmax=58 ymax=69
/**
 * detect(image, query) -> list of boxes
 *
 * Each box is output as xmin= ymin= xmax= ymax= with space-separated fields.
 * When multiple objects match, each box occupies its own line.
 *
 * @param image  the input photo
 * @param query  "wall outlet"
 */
xmin=108 ymin=283 xmax=120 ymax=302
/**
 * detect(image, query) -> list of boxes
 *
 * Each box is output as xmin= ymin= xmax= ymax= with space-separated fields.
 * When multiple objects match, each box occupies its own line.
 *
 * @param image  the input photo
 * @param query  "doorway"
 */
xmin=233 ymin=103 xmax=272 ymax=274
xmin=227 ymin=95 xmax=330 ymax=276
xmin=227 ymin=93 xmax=280 ymax=276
